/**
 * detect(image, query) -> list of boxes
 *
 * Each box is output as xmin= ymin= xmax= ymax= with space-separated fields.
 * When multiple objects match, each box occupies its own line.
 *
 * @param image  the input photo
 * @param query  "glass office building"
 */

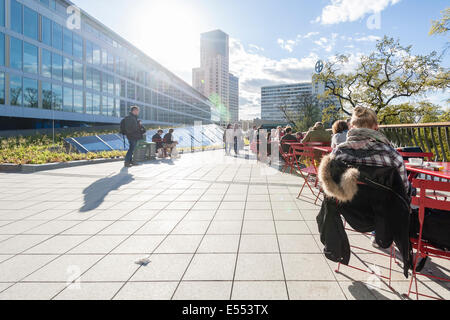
xmin=0 ymin=0 xmax=217 ymax=130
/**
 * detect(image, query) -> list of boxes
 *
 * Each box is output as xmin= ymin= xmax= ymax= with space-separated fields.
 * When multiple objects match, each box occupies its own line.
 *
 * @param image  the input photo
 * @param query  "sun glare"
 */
xmin=129 ymin=0 xmax=205 ymax=79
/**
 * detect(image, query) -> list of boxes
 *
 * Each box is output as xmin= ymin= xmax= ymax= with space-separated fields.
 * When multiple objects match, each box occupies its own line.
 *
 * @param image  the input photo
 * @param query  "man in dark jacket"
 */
xmin=163 ymin=129 xmax=178 ymax=157
xmin=280 ymin=127 xmax=297 ymax=153
xmin=122 ymin=106 xmax=143 ymax=167
xmin=152 ymin=130 xmax=165 ymax=158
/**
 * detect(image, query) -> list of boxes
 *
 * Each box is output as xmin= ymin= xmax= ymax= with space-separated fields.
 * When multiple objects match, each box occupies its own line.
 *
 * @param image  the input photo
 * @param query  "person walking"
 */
xmin=233 ymin=124 xmax=243 ymax=156
xmin=121 ymin=106 xmax=143 ymax=168
xmin=224 ymin=124 xmax=233 ymax=155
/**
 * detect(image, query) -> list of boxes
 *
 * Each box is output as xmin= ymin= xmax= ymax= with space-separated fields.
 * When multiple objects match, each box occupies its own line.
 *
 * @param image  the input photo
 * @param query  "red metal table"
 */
xmin=405 ymin=162 xmax=450 ymax=181
xmin=314 ymin=146 xmax=333 ymax=154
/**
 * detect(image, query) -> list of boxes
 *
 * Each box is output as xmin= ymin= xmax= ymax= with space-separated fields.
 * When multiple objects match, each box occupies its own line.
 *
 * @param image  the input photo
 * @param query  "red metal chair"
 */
xmin=407 ymin=178 xmax=450 ymax=300
xmin=334 ymin=181 xmax=398 ymax=289
xmin=279 ymin=140 xmax=298 ymax=174
xmin=292 ymin=145 xmax=322 ymax=203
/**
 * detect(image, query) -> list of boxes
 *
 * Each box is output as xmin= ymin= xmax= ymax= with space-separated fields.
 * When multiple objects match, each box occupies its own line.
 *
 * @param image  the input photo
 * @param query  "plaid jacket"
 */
xmin=332 ymin=135 xmax=410 ymax=192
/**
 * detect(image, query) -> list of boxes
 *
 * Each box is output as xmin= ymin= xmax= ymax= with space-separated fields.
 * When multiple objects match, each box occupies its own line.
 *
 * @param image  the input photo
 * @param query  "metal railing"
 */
xmin=380 ymin=122 xmax=450 ymax=162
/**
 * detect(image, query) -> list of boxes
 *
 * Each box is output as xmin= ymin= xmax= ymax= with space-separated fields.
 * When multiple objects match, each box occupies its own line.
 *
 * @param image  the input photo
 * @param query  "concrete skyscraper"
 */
xmin=229 ymin=73 xmax=239 ymax=123
xmin=193 ymin=30 xmax=239 ymax=123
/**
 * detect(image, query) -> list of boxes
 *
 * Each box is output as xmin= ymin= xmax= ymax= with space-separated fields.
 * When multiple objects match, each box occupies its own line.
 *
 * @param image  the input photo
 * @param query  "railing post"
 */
xmin=437 ymin=127 xmax=447 ymax=162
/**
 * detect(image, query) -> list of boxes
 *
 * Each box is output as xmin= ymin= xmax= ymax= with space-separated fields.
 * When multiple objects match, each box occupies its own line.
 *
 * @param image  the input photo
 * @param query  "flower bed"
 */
xmin=0 ymin=131 xmax=126 ymax=165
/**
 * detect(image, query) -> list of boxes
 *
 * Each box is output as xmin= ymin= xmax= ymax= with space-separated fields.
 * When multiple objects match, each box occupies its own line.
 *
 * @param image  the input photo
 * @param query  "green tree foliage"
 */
xmin=378 ymin=101 xmax=445 ymax=125
xmin=314 ymin=36 xmax=449 ymax=121
xmin=430 ymin=8 xmax=450 ymax=35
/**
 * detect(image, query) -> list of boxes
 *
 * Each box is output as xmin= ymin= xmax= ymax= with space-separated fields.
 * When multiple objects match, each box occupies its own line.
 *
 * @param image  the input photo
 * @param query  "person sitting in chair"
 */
xmin=280 ymin=127 xmax=297 ymax=153
xmin=322 ymin=106 xmax=411 ymax=248
xmin=152 ymin=129 xmax=166 ymax=158
xmin=163 ymin=129 xmax=178 ymax=158
xmin=332 ymin=107 xmax=409 ymax=193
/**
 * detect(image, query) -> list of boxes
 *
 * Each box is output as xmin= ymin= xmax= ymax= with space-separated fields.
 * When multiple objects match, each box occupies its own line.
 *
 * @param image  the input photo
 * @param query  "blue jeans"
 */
xmin=125 ymin=139 xmax=138 ymax=163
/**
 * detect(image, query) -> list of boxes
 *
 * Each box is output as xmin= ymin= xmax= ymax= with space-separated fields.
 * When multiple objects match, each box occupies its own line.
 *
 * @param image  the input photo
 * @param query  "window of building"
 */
xmin=102 ymin=50 xmax=107 ymax=68
xmin=42 ymin=81 xmax=52 ymax=109
xmin=112 ymin=99 xmax=118 ymax=117
xmin=40 ymin=0 xmax=50 ymax=7
xmin=145 ymin=89 xmax=151 ymax=104
xmin=108 ymin=75 xmax=114 ymax=96
xmin=0 ymin=72 xmax=4 ymax=104
xmin=63 ymin=28 xmax=72 ymax=55
xmin=107 ymin=54 xmax=114 ymax=72
xmin=41 ymin=16 xmax=52 ymax=46
xmin=0 ymin=32 xmax=4 ymax=66
xmin=63 ymin=87 xmax=73 ymax=112
xmin=73 ymin=61 xmax=83 ymax=87
xmin=86 ymin=40 xmax=93 ymax=64
xmin=0 ymin=0 xmax=5 ymax=27
xmin=23 ymin=42 xmax=38 ymax=74
xmin=93 ymin=69 xmax=101 ymax=92
xmin=74 ymin=89 xmax=83 ymax=113
xmin=136 ymin=86 xmax=144 ymax=102
xmin=93 ymin=94 xmax=100 ymax=115
xmin=52 ymin=84 xmax=62 ymax=110
xmin=11 ymin=0 xmax=23 ymax=34
xmin=120 ymin=79 xmax=126 ymax=97
xmin=41 ymin=49 xmax=52 ymax=78
xmin=86 ymin=67 xmax=93 ymax=89
xmin=73 ymin=33 xmax=83 ymax=60
xmin=9 ymin=75 xmax=22 ymax=106
xmin=102 ymin=72 xmax=108 ymax=93
xmin=23 ymin=77 xmax=38 ymax=108
xmin=24 ymin=6 xmax=38 ymax=40
xmin=93 ymin=44 xmax=101 ymax=65
xmin=102 ymin=95 xmax=108 ymax=115
xmin=63 ymin=57 xmax=73 ymax=83
xmin=86 ymin=91 xmax=92 ymax=114
xmin=52 ymin=22 xmax=63 ymax=50
xmin=127 ymin=82 xmax=135 ymax=100
xmin=52 ymin=53 xmax=63 ymax=81
xmin=10 ymin=37 xmax=22 ymax=70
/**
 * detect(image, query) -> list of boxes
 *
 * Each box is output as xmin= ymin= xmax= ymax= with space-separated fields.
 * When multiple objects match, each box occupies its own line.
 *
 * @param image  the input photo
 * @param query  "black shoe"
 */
xmin=124 ymin=162 xmax=133 ymax=168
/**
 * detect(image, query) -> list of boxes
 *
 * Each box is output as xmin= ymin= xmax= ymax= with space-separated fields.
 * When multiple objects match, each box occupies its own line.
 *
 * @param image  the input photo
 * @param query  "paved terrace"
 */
xmin=0 ymin=150 xmax=448 ymax=300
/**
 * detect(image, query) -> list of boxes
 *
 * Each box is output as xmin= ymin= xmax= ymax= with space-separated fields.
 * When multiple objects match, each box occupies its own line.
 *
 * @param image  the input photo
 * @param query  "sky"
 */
xmin=72 ymin=0 xmax=450 ymax=120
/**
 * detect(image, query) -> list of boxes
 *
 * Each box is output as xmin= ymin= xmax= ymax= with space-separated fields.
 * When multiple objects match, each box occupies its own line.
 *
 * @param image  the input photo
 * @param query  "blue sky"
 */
xmin=72 ymin=0 xmax=449 ymax=119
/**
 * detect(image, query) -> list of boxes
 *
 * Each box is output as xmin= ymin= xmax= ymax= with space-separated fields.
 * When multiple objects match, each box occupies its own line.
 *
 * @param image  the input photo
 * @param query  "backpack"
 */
xmin=120 ymin=117 xmax=127 ymax=135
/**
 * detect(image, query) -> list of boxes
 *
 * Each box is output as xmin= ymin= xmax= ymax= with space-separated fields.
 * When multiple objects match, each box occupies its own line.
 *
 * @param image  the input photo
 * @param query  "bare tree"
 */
xmin=278 ymin=92 xmax=322 ymax=132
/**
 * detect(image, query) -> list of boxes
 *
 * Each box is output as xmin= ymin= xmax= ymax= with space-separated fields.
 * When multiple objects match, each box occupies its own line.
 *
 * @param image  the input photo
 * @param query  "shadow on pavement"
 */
xmin=80 ymin=167 xmax=134 ymax=212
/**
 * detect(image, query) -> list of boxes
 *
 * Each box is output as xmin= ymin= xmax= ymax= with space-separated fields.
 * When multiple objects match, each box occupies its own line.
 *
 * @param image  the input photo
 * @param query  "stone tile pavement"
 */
xmin=0 ymin=150 xmax=448 ymax=300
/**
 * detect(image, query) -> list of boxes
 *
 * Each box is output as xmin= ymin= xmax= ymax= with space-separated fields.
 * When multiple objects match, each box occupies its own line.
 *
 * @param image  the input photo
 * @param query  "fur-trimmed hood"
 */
xmin=318 ymin=154 xmax=360 ymax=203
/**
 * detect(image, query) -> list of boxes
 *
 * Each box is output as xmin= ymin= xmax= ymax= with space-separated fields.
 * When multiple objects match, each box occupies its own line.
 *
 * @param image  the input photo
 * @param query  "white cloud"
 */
xmin=304 ymin=32 xmax=320 ymax=39
xmin=277 ymin=38 xmax=297 ymax=53
xmin=313 ymin=33 xmax=339 ymax=52
xmin=277 ymin=32 xmax=321 ymax=52
xmin=355 ymin=35 xmax=382 ymax=42
xmin=230 ymin=38 xmax=319 ymax=120
xmin=248 ymin=44 xmax=264 ymax=52
xmin=315 ymin=0 xmax=401 ymax=25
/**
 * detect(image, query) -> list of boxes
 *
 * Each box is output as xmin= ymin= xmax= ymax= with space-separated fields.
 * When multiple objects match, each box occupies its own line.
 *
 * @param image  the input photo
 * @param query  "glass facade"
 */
xmin=0 ymin=0 xmax=214 ymax=127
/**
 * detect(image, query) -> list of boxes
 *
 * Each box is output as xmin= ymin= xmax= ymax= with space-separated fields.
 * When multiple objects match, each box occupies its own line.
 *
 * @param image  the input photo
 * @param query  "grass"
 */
xmin=0 ymin=130 xmax=127 ymax=165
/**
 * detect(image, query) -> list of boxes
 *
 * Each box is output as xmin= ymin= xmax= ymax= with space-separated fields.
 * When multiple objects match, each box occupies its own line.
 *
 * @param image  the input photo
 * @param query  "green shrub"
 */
xmin=0 ymin=130 xmax=127 ymax=165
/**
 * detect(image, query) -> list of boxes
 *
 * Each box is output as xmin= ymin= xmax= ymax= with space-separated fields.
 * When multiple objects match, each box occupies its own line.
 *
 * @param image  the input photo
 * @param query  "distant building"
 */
xmin=228 ymin=73 xmax=239 ymax=123
xmin=261 ymin=80 xmax=340 ymax=122
xmin=261 ymin=83 xmax=313 ymax=122
xmin=193 ymin=30 xmax=239 ymax=124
